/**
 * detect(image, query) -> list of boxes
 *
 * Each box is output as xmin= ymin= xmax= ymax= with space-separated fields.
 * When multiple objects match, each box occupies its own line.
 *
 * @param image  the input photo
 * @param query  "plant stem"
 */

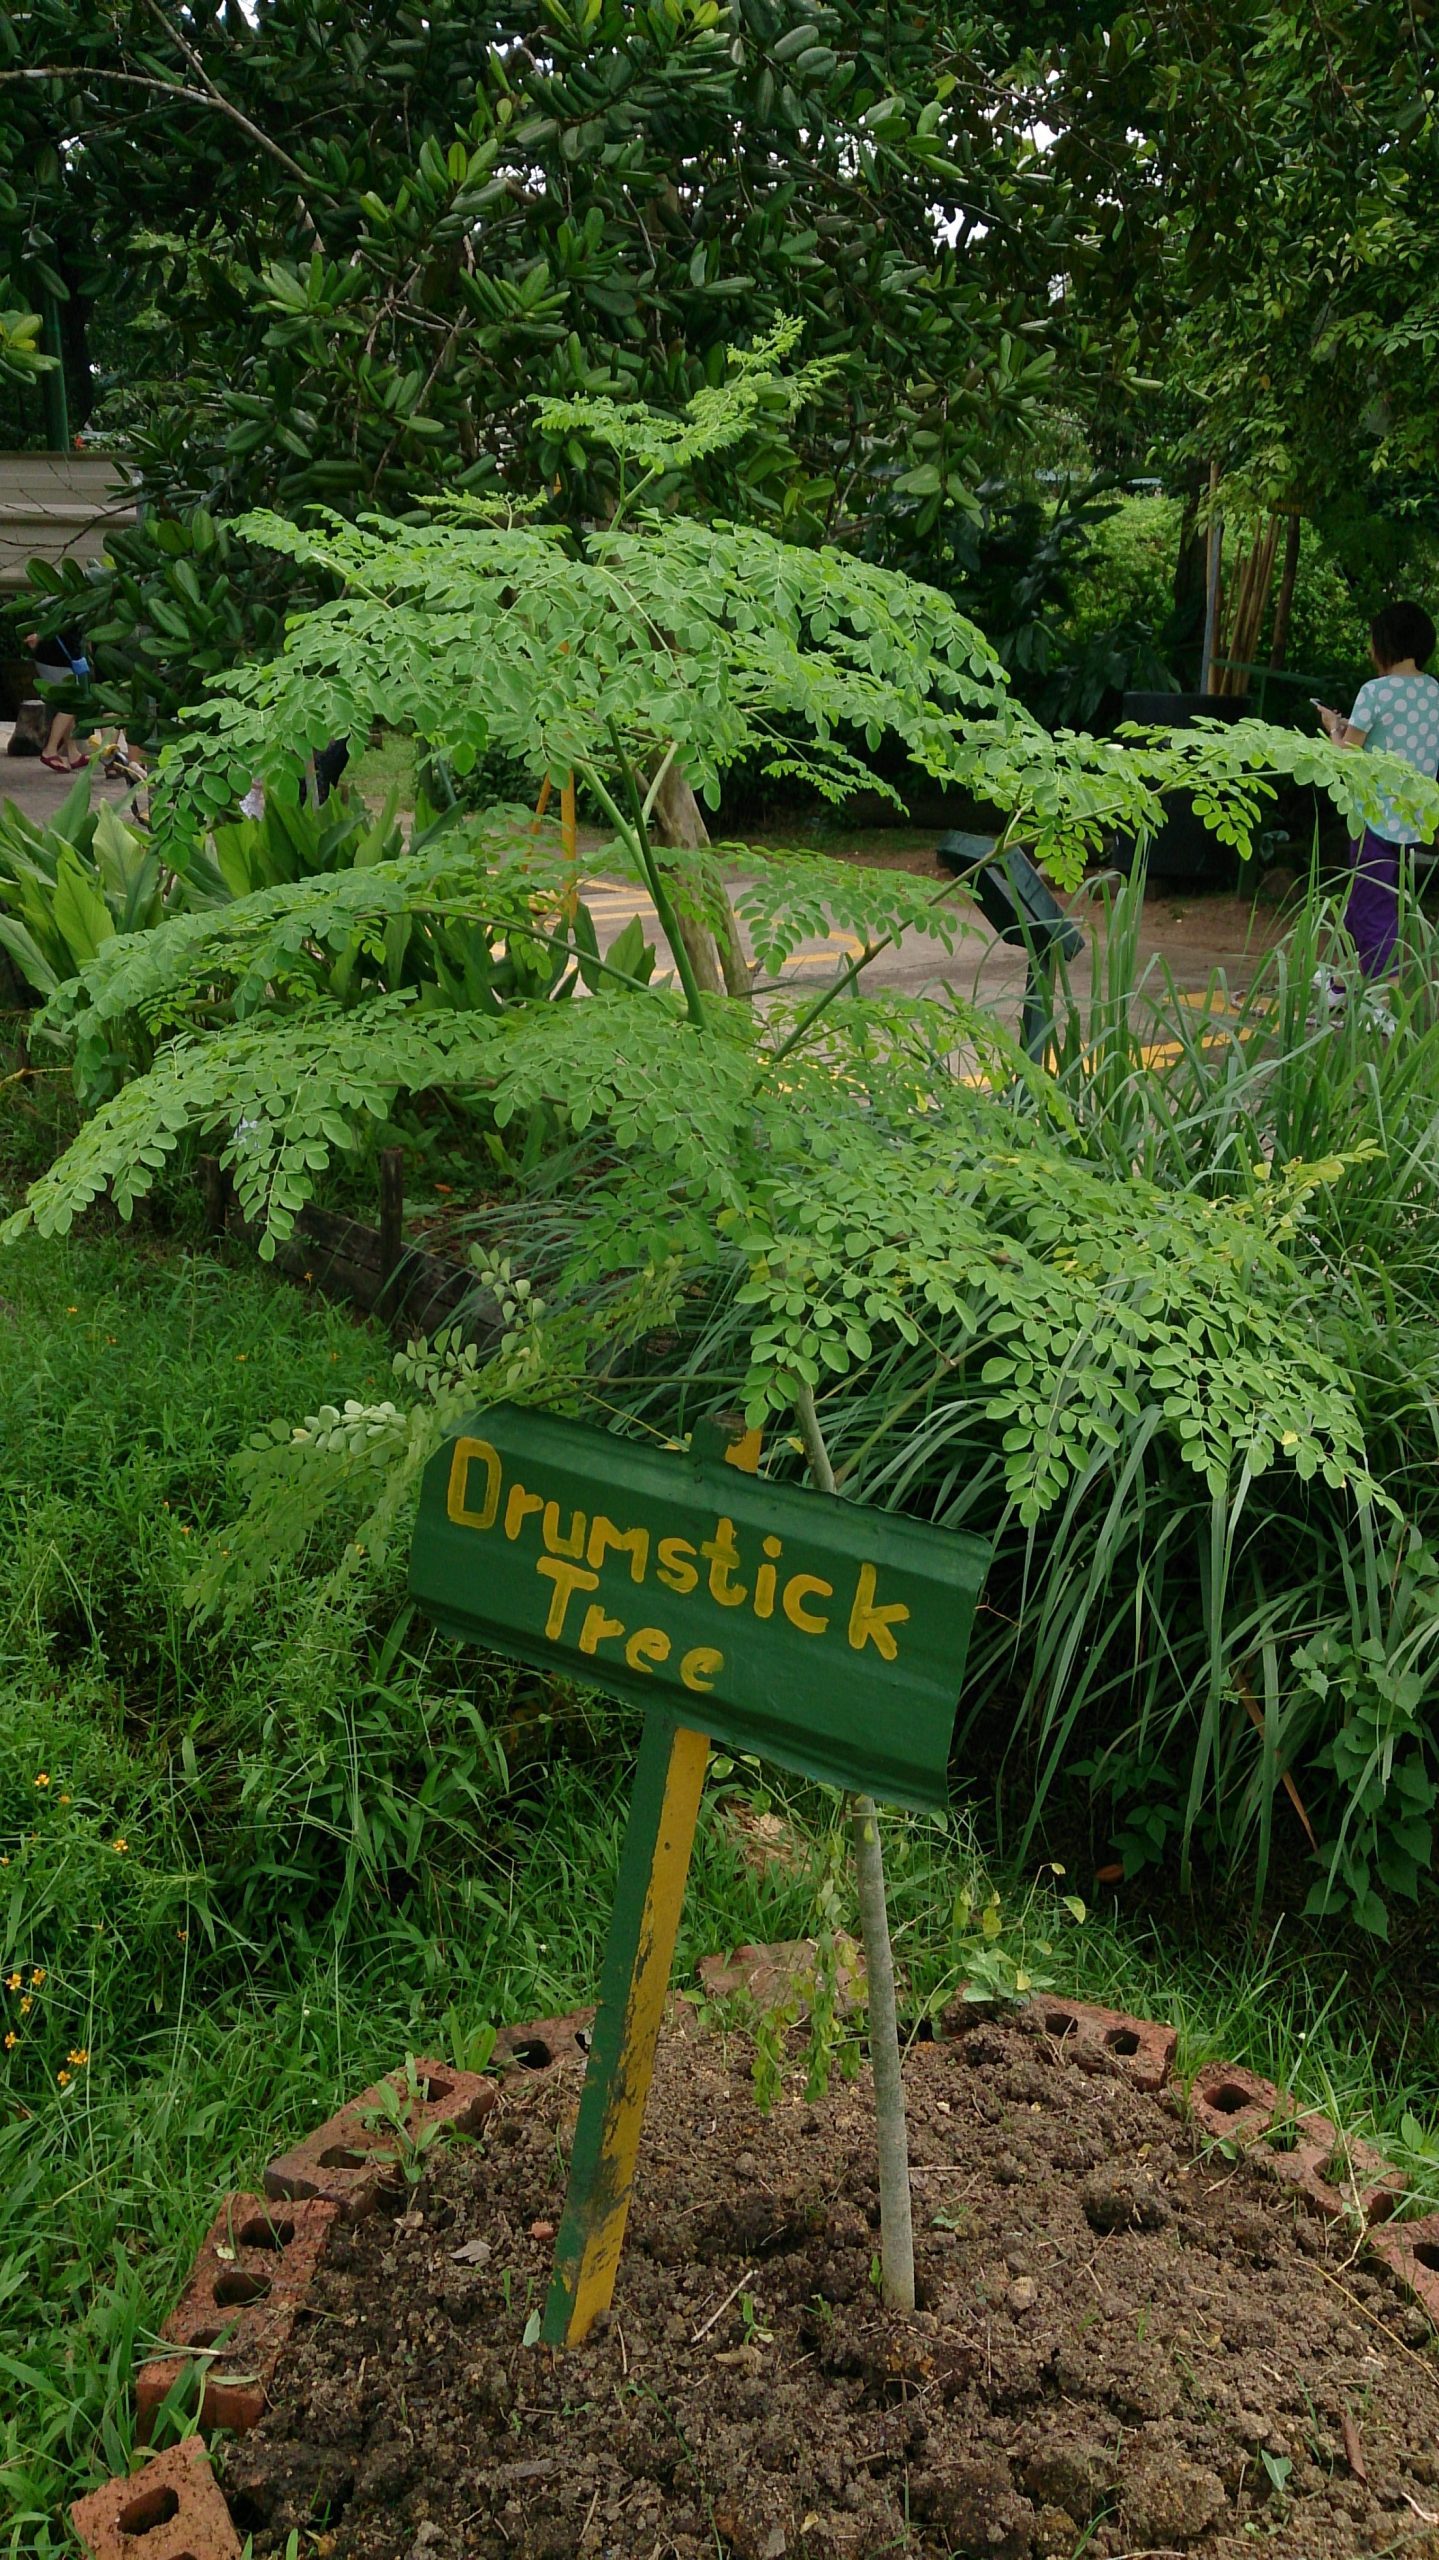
xmin=792 ymin=1378 xmax=915 ymax=2315
xmin=794 ymin=1376 xmax=838 ymax=1492
xmin=849 ymin=1792 xmax=916 ymax=2314
xmin=595 ymin=732 xmax=708 ymax=1029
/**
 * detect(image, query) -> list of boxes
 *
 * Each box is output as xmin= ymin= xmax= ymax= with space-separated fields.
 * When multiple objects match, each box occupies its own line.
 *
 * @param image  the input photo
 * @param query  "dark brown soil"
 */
xmin=226 ymin=2018 xmax=1439 ymax=2559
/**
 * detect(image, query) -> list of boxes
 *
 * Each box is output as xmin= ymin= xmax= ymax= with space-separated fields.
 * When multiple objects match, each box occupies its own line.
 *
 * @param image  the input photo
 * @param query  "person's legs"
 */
xmin=1343 ymin=828 xmax=1402 ymax=977
xmin=42 ymin=709 xmax=75 ymax=763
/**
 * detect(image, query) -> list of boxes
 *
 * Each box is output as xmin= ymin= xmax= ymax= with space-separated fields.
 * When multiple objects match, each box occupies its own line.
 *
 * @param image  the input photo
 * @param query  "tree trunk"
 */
xmin=648 ymin=756 xmax=751 ymax=998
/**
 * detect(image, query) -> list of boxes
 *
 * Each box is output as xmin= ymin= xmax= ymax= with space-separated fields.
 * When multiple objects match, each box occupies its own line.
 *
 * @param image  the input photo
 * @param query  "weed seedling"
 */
xmin=1260 ymin=2448 xmax=1293 ymax=2503
xmin=356 ymin=2053 xmax=463 ymax=2190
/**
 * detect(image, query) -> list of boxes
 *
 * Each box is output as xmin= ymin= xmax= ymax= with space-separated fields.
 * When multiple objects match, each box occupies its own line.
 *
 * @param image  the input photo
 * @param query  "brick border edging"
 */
xmin=67 ymin=1965 xmax=1435 ymax=2554
xmin=135 ymin=2196 xmax=337 ymax=2440
xmin=71 ymin=2434 xmax=242 ymax=2560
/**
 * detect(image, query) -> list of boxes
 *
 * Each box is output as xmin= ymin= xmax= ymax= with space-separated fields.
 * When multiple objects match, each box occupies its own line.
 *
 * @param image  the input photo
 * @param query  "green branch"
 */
xmin=595 ymin=726 xmax=708 ymax=1029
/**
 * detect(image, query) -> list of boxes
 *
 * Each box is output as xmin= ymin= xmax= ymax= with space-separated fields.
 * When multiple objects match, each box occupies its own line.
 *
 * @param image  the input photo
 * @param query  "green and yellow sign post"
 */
xmin=408 ymin=1403 xmax=989 ymax=2346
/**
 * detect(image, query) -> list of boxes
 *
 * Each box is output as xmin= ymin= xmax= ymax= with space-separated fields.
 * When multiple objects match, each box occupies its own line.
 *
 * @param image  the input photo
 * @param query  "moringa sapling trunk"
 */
xmin=793 ymin=1379 xmax=916 ymax=2314
xmin=648 ymin=754 xmax=752 ymax=998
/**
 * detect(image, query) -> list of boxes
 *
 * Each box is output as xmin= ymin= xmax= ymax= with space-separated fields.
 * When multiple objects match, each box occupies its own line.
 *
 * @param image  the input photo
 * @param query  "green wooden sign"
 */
xmin=409 ymin=1403 xmax=989 ymax=1813
xmin=409 ymin=1404 xmax=992 ymax=2349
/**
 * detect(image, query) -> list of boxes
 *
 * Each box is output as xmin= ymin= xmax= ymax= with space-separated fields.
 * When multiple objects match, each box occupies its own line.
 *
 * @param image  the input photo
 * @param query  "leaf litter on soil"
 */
xmin=224 ymin=2018 xmax=1439 ymax=2558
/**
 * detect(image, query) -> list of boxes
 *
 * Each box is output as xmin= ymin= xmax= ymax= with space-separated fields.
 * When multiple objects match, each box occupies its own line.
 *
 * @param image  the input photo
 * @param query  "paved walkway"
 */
xmin=1 ymin=743 xmax=1291 ymax=1047
xmin=1 ymin=735 xmax=134 ymax=823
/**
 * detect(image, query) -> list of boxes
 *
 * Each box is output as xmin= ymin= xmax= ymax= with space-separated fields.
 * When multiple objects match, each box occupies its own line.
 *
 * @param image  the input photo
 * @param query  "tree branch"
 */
xmin=0 ymin=65 xmax=314 ymax=185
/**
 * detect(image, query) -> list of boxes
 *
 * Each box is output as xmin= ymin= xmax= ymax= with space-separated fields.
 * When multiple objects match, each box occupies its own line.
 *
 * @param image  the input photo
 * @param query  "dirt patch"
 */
xmin=225 ymin=2017 xmax=1439 ymax=2558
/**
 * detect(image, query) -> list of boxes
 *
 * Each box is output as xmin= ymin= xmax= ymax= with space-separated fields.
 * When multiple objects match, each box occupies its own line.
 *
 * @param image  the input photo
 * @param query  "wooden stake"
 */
xmin=540 ymin=1710 xmax=711 ymax=2346
xmin=541 ymin=1422 xmax=761 ymax=2347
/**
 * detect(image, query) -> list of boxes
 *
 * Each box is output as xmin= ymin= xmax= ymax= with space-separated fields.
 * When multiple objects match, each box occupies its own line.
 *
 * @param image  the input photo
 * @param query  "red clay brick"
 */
xmin=72 ymin=2434 xmax=241 ymax=2560
xmin=491 ymin=2010 xmax=595 ymax=2072
xmin=1187 ymin=2061 xmax=1282 ymax=2143
xmin=264 ymin=2056 xmax=496 ymax=2219
xmin=1022 ymin=1996 xmax=1177 ymax=2093
xmin=1254 ymin=2115 xmax=1407 ymax=2224
xmin=136 ymin=2194 xmax=336 ymax=2439
xmin=696 ymin=1936 xmax=866 ymax=2019
xmin=1368 ymin=2212 xmax=1439 ymax=2324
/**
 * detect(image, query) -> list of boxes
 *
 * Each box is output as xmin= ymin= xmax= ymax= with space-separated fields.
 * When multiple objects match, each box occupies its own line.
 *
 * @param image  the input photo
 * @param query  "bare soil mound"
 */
xmin=227 ymin=2017 xmax=1439 ymax=2558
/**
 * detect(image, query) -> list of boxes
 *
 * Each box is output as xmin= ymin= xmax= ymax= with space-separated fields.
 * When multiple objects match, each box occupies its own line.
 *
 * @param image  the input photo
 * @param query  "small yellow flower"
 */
xmin=19 ymin=1997 xmax=32 ymax=2016
xmin=179 ymin=1526 xmax=191 ymax=1537
xmin=235 ymin=1353 xmax=248 ymax=1363
xmin=56 ymin=2069 xmax=70 ymax=2086
xmin=29 ymin=1969 xmax=44 ymax=1987
xmin=176 ymin=1928 xmax=188 ymax=1943
xmin=34 ymin=1773 xmax=49 ymax=1789
xmin=65 ymin=1305 xmax=78 ymax=1314
xmin=112 ymin=1837 xmax=128 ymax=1855
xmin=67 ymin=2047 xmax=89 ymax=2066
xmin=3 ymin=2032 xmax=15 ymax=2052
xmin=105 ymin=1334 xmax=115 ymax=1344
xmin=4 ymin=1972 xmax=20 ymax=1992
xmin=58 ymin=1793 xmax=71 ymax=1804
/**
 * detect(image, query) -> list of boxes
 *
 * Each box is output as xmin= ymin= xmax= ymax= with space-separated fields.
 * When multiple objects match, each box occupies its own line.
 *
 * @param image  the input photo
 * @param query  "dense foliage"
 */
xmin=6 ymin=362 xmax=1435 ymax=1948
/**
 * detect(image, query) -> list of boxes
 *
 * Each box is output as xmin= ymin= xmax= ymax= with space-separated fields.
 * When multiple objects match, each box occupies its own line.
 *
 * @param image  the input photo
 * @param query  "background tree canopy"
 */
xmin=0 ymin=0 xmax=1089 ymax=531
xmin=4 ymin=2 xmax=1438 ymax=730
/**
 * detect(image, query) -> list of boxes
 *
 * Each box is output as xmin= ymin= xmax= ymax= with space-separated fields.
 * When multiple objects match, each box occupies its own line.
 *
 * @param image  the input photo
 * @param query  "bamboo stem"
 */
xmin=1269 ymin=513 xmax=1302 ymax=671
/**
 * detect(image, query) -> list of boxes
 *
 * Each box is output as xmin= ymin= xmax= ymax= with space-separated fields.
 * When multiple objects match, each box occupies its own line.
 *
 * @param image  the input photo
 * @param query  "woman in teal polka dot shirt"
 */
xmin=1317 ymin=599 xmax=1439 ymax=977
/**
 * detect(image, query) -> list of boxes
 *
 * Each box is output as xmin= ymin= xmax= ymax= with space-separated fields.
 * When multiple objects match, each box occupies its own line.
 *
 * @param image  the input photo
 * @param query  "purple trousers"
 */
xmin=1344 ymin=828 xmax=1401 ymax=978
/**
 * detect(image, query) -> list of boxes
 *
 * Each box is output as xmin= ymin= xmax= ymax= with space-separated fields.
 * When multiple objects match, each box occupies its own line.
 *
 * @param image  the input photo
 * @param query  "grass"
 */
xmin=2 ymin=1176 xmax=1438 ymax=2550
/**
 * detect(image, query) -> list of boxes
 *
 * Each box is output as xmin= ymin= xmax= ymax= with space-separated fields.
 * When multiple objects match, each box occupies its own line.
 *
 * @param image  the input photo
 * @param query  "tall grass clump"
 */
xmin=838 ymin=877 xmax=1439 ymax=1933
